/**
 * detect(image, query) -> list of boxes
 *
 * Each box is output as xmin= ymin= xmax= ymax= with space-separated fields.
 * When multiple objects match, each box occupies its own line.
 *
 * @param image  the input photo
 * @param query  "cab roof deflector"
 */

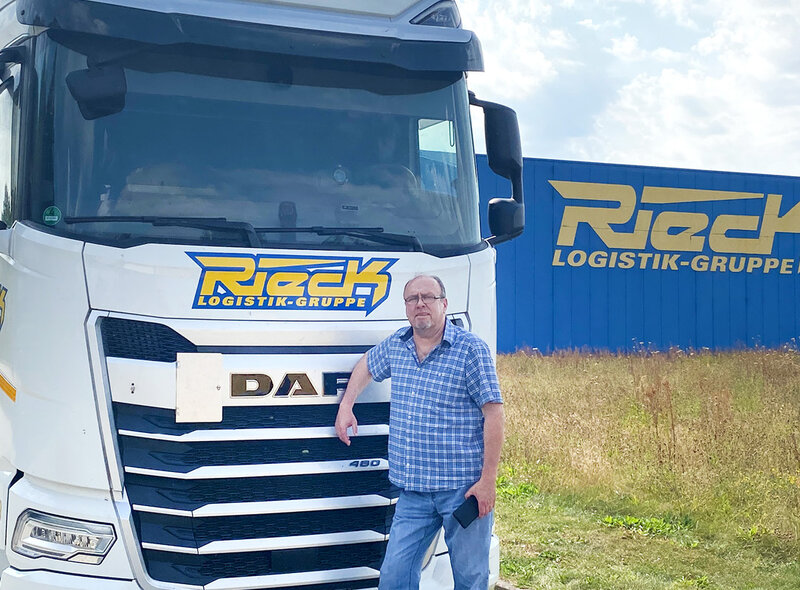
xmin=17 ymin=0 xmax=484 ymax=72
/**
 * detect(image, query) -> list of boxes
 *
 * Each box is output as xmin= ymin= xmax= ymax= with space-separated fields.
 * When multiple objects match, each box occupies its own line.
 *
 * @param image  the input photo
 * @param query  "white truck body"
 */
xmin=0 ymin=1 xmax=524 ymax=588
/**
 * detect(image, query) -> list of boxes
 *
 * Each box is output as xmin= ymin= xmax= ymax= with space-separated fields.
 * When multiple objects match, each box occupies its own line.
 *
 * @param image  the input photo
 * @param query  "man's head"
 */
xmin=403 ymin=275 xmax=448 ymax=334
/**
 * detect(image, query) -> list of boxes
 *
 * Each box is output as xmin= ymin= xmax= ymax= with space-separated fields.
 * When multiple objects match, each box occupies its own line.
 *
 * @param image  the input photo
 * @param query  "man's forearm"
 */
xmin=340 ymin=354 xmax=373 ymax=408
xmin=335 ymin=354 xmax=374 ymax=445
xmin=481 ymin=402 xmax=505 ymax=481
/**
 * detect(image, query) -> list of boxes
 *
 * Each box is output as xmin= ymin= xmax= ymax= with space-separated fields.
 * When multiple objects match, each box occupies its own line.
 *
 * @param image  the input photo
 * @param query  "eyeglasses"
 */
xmin=404 ymin=293 xmax=445 ymax=305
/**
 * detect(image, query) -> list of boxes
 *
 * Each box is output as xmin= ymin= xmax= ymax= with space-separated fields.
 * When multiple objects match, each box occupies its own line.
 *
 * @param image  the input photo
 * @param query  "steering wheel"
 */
xmin=363 ymin=164 xmax=419 ymax=193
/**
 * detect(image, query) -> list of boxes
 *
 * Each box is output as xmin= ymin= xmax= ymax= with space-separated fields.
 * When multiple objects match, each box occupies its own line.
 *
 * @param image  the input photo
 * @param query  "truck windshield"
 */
xmin=26 ymin=30 xmax=483 ymax=255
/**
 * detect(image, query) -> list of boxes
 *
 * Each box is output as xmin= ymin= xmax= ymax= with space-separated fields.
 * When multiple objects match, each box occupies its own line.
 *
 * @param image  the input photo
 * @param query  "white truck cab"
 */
xmin=0 ymin=1 xmax=524 ymax=588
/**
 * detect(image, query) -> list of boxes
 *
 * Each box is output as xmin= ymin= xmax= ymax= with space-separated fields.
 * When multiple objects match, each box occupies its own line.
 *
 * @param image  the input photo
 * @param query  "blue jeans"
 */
xmin=379 ymin=484 xmax=493 ymax=590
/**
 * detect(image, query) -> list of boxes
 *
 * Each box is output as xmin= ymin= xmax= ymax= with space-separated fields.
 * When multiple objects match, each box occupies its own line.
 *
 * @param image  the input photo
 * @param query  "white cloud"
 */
xmin=607 ymin=33 xmax=641 ymax=61
xmin=559 ymin=0 xmax=800 ymax=175
xmin=459 ymin=0 xmax=562 ymax=102
xmin=458 ymin=0 xmax=800 ymax=176
xmin=578 ymin=16 xmax=624 ymax=30
xmin=651 ymin=47 xmax=684 ymax=62
xmin=545 ymin=29 xmax=573 ymax=49
xmin=606 ymin=34 xmax=685 ymax=63
xmin=652 ymin=0 xmax=705 ymax=28
xmin=578 ymin=18 xmax=600 ymax=30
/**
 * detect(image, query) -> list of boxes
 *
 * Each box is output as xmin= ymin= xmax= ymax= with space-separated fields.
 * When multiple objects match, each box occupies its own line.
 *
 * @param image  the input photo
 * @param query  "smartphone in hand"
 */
xmin=453 ymin=495 xmax=479 ymax=528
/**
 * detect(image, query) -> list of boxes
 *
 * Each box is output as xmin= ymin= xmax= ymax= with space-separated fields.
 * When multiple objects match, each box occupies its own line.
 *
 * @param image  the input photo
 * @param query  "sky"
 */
xmin=459 ymin=0 xmax=800 ymax=177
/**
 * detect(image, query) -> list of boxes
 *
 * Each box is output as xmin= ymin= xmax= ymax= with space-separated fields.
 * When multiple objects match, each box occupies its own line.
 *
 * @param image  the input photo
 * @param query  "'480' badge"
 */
xmin=0 ymin=284 xmax=6 ymax=331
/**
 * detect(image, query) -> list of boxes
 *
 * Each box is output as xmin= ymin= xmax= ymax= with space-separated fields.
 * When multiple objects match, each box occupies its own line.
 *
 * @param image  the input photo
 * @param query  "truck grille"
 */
xmin=112 ymin=400 xmax=393 ymax=589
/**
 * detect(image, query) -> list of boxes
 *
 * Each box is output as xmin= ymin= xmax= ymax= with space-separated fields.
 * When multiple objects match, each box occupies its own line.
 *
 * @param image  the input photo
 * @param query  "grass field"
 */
xmin=494 ymin=349 xmax=800 ymax=589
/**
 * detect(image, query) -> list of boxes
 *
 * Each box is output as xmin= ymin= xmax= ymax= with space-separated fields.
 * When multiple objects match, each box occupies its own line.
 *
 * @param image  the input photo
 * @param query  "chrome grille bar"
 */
xmin=119 ymin=424 xmax=389 ymax=442
xmin=133 ymin=494 xmax=397 ymax=518
xmin=126 ymin=459 xmax=388 ymax=480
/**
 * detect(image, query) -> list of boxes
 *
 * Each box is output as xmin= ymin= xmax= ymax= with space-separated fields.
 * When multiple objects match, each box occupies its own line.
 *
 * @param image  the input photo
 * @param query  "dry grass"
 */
xmin=497 ymin=349 xmax=800 ymax=549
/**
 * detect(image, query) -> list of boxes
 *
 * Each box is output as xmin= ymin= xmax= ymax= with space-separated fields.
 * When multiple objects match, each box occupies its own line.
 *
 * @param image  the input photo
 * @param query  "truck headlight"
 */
xmin=12 ymin=510 xmax=116 ymax=564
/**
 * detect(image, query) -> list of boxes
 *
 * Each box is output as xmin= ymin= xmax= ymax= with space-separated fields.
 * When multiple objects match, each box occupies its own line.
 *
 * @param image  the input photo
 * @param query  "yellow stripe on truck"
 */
xmin=0 ymin=372 xmax=15 ymax=402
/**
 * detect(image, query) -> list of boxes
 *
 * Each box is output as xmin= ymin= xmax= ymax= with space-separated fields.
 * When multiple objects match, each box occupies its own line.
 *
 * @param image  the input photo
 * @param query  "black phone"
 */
xmin=453 ymin=495 xmax=479 ymax=528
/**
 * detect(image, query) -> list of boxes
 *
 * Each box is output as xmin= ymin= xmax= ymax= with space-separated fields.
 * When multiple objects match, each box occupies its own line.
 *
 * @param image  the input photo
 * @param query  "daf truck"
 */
xmin=0 ymin=1 xmax=525 ymax=588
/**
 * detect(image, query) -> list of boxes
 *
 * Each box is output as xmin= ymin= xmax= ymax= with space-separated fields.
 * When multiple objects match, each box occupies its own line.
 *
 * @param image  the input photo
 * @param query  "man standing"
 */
xmin=335 ymin=275 xmax=504 ymax=590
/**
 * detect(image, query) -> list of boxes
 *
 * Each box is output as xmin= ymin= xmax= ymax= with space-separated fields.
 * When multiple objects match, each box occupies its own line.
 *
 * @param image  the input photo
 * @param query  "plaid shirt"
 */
xmin=367 ymin=321 xmax=502 ymax=491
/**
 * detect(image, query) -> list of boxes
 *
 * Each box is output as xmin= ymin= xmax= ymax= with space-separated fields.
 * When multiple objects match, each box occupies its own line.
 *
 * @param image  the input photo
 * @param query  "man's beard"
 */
xmin=412 ymin=316 xmax=433 ymax=330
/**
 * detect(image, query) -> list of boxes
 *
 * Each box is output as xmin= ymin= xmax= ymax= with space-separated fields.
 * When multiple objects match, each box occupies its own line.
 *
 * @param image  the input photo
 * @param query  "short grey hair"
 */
xmin=404 ymin=274 xmax=446 ymax=298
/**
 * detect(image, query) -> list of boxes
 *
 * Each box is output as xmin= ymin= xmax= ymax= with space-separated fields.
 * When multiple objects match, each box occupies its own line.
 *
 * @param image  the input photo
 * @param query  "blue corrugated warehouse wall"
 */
xmin=477 ymin=156 xmax=800 ymax=353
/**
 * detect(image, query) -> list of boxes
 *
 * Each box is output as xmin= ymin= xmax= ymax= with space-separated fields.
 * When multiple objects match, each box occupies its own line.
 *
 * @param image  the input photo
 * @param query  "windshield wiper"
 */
xmin=64 ymin=216 xmax=261 ymax=247
xmin=63 ymin=218 xmax=422 ymax=251
xmin=255 ymin=226 xmax=424 ymax=252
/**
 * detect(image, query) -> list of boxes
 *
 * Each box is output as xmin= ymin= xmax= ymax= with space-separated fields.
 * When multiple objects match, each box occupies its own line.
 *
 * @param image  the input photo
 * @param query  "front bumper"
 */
xmin=1 ymin=568 xmax=140 ymax=589
xmin=2 ymin=534 xmax=499 ymax=590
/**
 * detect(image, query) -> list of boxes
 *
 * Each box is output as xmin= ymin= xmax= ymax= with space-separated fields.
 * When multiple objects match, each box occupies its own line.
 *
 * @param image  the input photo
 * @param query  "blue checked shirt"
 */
xmin=367 ymin=321 xmax=503 ymax=491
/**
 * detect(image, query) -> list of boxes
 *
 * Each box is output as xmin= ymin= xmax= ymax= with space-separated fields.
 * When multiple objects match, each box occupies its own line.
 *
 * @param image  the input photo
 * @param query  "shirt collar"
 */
xmin=400 ymin=321 xmax=457 ymax=348
xmin=442 ymin=321 xmax=457 ymax=347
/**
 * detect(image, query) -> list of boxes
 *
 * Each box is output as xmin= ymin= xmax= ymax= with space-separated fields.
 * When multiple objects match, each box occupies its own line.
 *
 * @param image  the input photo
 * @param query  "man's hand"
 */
xmin=335 ymin=405 xmax=358 ymax=446
xmin=465 ymin=477 xmax=497 ymax=518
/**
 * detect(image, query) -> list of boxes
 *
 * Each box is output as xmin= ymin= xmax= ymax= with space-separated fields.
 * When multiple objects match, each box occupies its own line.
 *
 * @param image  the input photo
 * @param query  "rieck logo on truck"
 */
xmin=550 ymin=181 xmax=800 ymax=274
xmin=188 ymin=253 xmax=397 ymax=314
xmin=0 ymin=283 xmax=12 ymax=401
xmin=0 ymin=283 xmax=6 ymax=331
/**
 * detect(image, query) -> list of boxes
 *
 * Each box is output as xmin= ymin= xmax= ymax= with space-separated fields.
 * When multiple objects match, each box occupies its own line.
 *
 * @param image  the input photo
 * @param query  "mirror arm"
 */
xmin=486 ymin=231 xmax=522 ymax=246
xmin=468 ymin=91 xmax=495 ymax=110
xmin=511 ymin=175 xmax=524 ymax=205
xmin=0 ymin=46 xmax=26 ymax=66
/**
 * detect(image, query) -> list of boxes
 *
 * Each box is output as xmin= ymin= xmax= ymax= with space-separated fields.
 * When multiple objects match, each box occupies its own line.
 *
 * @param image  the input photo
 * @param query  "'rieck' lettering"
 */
xmin=551 ymin=181 xmax=800 ymax=256
xmin=188 ymin=254 xmax=397 ymax=314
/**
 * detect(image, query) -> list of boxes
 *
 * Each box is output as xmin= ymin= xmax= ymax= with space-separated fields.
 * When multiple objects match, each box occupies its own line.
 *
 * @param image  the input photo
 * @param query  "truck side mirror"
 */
xmin=470 ymin=92 xmax=525 ymax=244
xmin=66 ymin=66 xmax=127 ymax=120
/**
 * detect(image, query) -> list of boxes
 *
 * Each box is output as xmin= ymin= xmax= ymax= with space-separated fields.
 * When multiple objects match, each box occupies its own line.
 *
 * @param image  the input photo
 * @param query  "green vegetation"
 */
xmin=495 ymin=349 xmax=800 ymax=589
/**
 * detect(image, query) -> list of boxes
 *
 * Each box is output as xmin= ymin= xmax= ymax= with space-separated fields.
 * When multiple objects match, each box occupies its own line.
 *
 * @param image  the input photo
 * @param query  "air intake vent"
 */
xmin=101 ymin=317 xmax=196 ymax=362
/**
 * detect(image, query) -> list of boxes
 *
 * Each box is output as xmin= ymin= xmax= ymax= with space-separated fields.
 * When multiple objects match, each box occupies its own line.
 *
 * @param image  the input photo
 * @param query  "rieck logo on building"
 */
xmin=550 ymin=181 xmax=800 ymax=274
xmin=188 ymin=253 xmax=397 ymax=314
